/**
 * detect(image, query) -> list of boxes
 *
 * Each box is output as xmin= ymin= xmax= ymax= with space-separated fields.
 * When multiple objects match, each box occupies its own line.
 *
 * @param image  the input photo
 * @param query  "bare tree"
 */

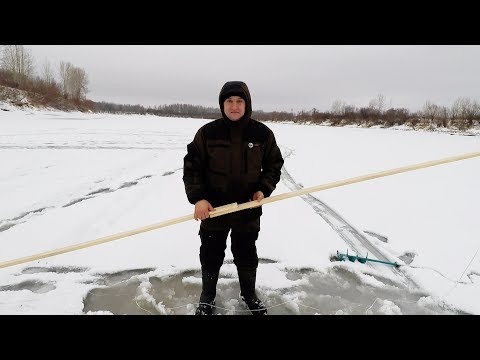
xmin=368 ymin=93 xmax=386 ymax=114
xmin=330 ymin=99 xmax=347 ymax=116
xmin=450 ymin=97 xmax=480 ymax=128
xmin=452 ymin=97 xmax=479 ymax=121
xmin=450 ymin=98 xmax=462 ymax=120
xmin=69 ymin=66 xmax=88 ymax=100
xmin=41 ymin=59 xmax=55 ymax=85
xmin=58 ymin=61 xmax=72 ymax=98
xmin=0 ymin=45 xmax=34 ymax=86
xmin=437 ymin=105 xmax=449 ymax=127
xmin=422 ymin=101 xmax=441 ymax=124
xmin=58 ymin=61 xmax=89 ymax=100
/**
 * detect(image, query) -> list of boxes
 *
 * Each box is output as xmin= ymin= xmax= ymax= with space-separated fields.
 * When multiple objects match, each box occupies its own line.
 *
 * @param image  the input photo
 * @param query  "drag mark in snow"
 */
xmin=279 ymin=146 xmax=419 ymax=288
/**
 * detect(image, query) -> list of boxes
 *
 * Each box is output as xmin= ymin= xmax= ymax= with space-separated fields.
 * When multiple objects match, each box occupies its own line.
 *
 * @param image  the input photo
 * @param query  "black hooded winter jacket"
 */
xmin=183 ymin=81 xmax=284 ymax=227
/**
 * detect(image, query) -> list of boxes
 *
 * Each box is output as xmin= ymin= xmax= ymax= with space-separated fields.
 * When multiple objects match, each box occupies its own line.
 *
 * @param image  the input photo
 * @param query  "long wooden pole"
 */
xmin=1 ymin=151 xmax=479 ymax=270
xmin=211 ymin=151 xmax=480 ymax=217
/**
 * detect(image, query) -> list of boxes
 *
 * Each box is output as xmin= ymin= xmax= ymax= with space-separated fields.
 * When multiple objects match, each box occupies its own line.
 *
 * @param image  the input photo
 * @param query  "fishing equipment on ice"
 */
xmin=335 ymin=250 xmax=400 ymax=268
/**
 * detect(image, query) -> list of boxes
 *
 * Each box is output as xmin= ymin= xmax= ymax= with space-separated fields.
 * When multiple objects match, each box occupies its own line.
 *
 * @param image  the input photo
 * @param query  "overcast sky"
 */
xmin=26 ymin=45 xmax=480 ymax=113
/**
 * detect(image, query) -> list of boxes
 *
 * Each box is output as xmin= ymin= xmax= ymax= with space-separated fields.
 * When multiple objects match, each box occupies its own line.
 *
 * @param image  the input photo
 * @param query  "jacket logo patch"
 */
xmin=248 ymin=142 xmax=253 ymax=148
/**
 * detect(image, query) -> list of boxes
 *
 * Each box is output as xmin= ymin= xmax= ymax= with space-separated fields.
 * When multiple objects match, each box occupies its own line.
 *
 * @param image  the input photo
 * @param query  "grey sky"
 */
xmin=26 ymin=45 xmax=480 ymax=113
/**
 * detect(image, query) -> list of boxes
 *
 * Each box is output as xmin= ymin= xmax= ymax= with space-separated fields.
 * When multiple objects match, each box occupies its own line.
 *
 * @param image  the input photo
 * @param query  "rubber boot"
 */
xmin=195 ymin=269 xmax=219 ymax=315
xmin=237 ymin=268 xmax=267 ymax=315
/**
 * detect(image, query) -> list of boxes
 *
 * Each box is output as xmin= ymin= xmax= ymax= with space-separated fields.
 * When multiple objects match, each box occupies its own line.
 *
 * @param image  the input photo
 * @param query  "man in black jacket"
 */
xmin=183 ymin=81 xmax=284 ymax=315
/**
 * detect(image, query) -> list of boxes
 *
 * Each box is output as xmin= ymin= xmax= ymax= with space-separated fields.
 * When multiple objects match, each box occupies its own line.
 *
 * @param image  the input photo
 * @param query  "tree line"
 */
xmin=1 ymin=45 xmax=479 ymax=131
xmin=97 ymin=94 xmax=480 ymax=131
xmin=0 ymin=45 xmax=91 ymax=110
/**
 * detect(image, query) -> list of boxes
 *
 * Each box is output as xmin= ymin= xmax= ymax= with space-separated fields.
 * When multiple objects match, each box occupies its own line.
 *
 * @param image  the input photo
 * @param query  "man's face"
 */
xmin=223 ymin=96 xmax=245 ymax=121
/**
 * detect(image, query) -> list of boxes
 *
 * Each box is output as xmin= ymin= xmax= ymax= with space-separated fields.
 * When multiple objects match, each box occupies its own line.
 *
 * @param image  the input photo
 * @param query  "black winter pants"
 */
xmin=199 ymin=228 xmax=259 ymax=273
